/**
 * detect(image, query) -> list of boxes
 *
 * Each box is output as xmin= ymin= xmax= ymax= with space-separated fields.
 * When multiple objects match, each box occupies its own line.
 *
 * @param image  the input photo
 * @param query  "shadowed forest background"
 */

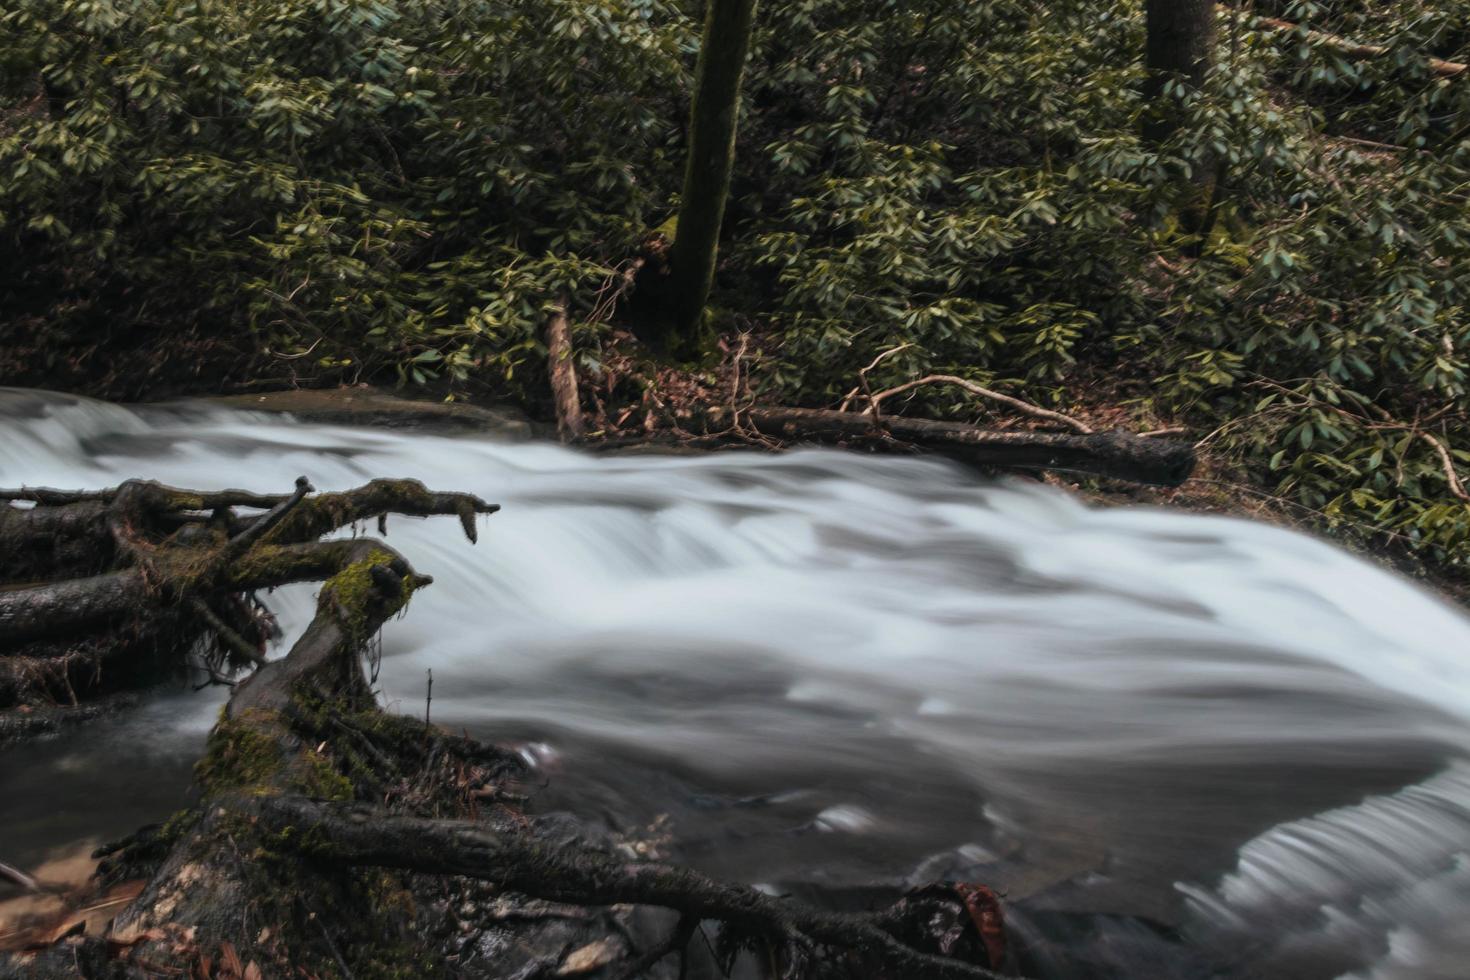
xmin=4 ymin=3 xmax=1470 ymax=979
xmin=3 ymin=0 xmax=1469 ymax=588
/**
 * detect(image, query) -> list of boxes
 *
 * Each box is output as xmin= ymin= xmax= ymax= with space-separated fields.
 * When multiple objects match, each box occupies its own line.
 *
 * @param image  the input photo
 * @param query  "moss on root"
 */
xmin=195 ymin=707 xmax=353 ymax=801
xmin=195 ymin=708 xmax=287 ymax=794
xmin=321 ymin=549 xmax=423 ymax=640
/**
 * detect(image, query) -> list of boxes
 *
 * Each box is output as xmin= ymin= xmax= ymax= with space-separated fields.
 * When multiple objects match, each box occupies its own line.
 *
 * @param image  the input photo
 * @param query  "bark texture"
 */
xmin=1144 ymin=0 xmax=1217 ymax=142
xmin=546 ymin=298 xmax=587 ymax=441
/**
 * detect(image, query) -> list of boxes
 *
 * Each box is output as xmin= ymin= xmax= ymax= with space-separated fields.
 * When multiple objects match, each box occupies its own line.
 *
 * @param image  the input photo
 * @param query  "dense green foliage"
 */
xmin=2 ymin=0 xmax=1468 ymax=562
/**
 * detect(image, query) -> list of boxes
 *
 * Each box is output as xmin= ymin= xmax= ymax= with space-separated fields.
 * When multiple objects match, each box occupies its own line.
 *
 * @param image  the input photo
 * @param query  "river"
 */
xmin=2 ymin=388 xmax=1467 ymax=978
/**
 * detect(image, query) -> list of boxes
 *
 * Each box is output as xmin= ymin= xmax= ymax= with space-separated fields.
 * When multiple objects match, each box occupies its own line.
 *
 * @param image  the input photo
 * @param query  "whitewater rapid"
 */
xmin=1 ymin=389 xmax=1466 ymax=979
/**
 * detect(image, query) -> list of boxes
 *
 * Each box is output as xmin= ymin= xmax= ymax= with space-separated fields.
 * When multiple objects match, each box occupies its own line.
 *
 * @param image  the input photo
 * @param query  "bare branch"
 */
xmin=866 ymin=375 xmax=1093 ymax=433
xmin=1419 ymin=431 xmax=1470 ymax=502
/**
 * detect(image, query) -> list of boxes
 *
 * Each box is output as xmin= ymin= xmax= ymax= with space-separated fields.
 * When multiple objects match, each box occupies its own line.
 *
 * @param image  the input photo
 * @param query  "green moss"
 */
xmin=321 ymin=549 xmax=418 ymax=639
xmin=195 ymin=709 xmax=287 ymax=794
xmin=158 ymin=806 xmax=202 ymax=845
xmin=196 ymin=705 xmax=355 ymax=801
xmin=296 ymin=748 xmax=355 ymax=801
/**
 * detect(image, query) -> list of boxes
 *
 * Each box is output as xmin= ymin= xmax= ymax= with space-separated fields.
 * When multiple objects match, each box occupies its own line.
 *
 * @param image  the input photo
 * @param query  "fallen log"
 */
xmin=745 ymin=407 xmax=1197 ymax=486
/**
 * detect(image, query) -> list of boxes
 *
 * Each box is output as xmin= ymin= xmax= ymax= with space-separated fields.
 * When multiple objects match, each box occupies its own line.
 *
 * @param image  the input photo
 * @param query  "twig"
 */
xmin=221 ymin=476 xmax=314 ymax=562
xmin=0 ymin=860 xmax=39 ymax=893
xmin=1185 ymin=476 xmax=1422 ymax=545
xmin=1333 ymin=134 xmax=1408 ymax=153
xmin=866 ymin=375 xmax=1093 ymax=433
xmin=1246 ymin=378 xmax=1469 ymax=502
xmin=588 ymin=258 xmax=646 ymax=326
xmin=265 ymin=337 xmax=323 ymax=361
xmin=1241 ymin=9 xmax=1469 ymax=79
xmin=303 ymin=898 xmax=355 ymax=980
xmin=1414 ymin=431 xmax=1469 ymax=502
xmin=837 ymin=344 xmax=914 ymax=413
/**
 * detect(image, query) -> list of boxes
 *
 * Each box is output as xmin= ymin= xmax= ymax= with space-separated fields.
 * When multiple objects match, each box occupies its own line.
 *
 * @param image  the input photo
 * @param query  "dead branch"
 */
xmin=189 ymin=598 xmax=267 ymax=667
xmin=220 ymin=476 xmax=313 ymax=561
xmin=0 ymin=478 xmax=497 ymax=719
xmin=1420 ymin=431 xmax=1470 ymax=502
xmin=865 ymin=375 xmax=1093 ymax=434
xmin=837 ymin=344 xmax=915 ymax=413
xmin=0 ymin=861 xmax=39 ymax=894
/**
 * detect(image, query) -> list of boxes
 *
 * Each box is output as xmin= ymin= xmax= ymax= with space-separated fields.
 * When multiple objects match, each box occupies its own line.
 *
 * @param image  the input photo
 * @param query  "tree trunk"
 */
xmin=1143 ymin=0 xmax=1216 ymax=143
xmin=665 ymin=0 xmax=760 ymax=353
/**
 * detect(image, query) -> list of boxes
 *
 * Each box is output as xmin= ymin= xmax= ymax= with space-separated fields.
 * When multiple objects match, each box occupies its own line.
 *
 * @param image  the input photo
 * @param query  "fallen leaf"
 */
xmin=556 ymin=938 xmax=620 ymax=975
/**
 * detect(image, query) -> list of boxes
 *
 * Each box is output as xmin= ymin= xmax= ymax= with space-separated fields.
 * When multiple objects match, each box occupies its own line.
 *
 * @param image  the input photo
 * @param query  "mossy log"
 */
xmin=1 ymin=477 xmax=1015 ymax=979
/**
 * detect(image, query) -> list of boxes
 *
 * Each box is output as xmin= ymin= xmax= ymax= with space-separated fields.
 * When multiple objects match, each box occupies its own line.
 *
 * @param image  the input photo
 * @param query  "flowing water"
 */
xmin=2 ymin=387 xmax=1468 ymax=978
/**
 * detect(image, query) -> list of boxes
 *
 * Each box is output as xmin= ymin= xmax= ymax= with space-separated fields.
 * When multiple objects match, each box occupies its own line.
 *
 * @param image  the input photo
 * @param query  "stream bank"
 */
xmin=4 ymin=388 xmax=1470 ymax=978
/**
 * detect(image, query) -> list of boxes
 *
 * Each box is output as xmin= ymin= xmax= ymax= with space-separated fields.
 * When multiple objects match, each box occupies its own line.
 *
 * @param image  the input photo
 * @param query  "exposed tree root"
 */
xmin=0 ymin=478 xmax=498 ymax=707
xmin=246 ymin=795 xmax=1009 ymax=980
xmin=1 ymin=476 xmax=1017 ymax=979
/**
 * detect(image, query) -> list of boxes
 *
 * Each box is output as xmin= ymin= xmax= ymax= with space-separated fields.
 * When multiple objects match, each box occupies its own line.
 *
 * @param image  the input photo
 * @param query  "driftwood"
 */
xmin=745 ymin=407 xmax=1197 ymax=486
xmin=1 ymin=477 xmax=1016 ymax=979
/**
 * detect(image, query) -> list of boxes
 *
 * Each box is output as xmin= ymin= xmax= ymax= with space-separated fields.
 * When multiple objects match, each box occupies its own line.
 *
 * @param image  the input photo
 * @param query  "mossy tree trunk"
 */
xmin=664 ymin=0 xmax=760 ymax=356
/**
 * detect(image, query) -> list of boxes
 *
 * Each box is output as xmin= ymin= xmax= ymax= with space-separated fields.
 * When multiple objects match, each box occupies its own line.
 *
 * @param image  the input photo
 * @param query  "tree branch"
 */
xmin=865 ymin=375 xmax=1093 ymax=434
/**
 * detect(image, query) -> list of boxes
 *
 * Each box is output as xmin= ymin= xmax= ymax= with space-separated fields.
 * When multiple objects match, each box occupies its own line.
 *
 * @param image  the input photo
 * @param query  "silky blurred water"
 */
xmin=2 ymin=388 xmax=1467 ymax=978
